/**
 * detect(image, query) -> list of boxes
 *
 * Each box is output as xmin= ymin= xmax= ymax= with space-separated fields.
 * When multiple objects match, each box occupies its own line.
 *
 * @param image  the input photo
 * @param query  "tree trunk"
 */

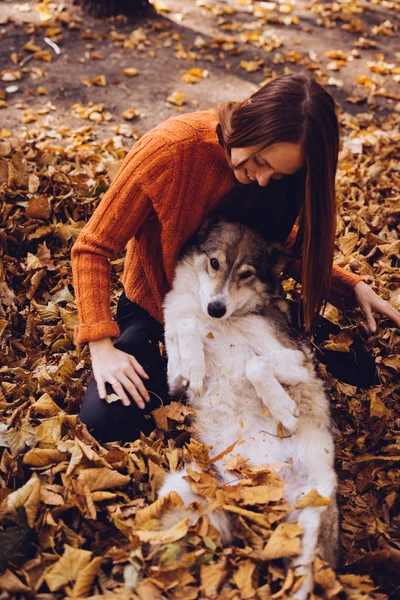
xmin=76 ymin=0 xmax=151 ymax=17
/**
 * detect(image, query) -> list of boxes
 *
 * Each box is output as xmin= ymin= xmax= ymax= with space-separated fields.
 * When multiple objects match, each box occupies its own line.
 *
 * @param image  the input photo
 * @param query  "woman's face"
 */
xmin=230 ymin=142 xmax=305 ymax=186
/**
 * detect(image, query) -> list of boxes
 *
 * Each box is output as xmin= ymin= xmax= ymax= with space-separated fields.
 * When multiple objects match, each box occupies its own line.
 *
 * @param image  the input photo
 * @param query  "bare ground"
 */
xmin=0 ymin=0 xmax=399 ymax=141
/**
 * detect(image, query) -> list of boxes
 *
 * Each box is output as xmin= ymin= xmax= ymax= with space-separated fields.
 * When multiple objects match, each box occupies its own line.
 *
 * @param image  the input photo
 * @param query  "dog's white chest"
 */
xmin=199 ymin=314 xmax=283 ymax=382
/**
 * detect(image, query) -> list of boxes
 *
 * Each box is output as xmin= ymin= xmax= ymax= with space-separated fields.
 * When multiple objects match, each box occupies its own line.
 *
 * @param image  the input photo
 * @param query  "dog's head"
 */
xmin=184 ymin=215 xmax=292 ymax=320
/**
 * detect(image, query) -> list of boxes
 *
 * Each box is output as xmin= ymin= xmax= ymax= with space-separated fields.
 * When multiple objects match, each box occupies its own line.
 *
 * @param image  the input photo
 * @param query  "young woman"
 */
xmin=71 ymin=74 xmax=400 ymax=443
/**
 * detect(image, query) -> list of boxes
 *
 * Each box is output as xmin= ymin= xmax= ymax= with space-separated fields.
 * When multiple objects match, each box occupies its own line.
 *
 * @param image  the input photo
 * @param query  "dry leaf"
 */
xmin=262 ymin=522 xmax=303 ymax=560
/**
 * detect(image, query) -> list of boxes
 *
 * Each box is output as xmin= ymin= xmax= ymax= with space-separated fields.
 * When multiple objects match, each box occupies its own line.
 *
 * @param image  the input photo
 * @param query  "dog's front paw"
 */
xmin=168 ymin=363 xmax=205 ymax=397
xmin=175 ymin=318 xmax=206 ymax=396
xmin=186 ymin=360 xmax=205 ymax=396
xmin=180 ymin=347 xmax=205 ymax=396
xmin=272 ymin=397 xmax=299 ymax=434
xmin=168 ymin=372 xmax=189 ymax=398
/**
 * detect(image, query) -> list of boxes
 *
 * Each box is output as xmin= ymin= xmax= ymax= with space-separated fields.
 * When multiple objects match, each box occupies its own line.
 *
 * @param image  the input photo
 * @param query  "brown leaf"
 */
xmin=136 ymin=517 xmax=190 ymax=543
xmin=233 ymin=559 xmax=256 ymax=599
xmin=44 ymin=544 xmax=93 ymax=592
xmin=294 ymin=489 xmax=332 ymax=509
xmin=26 ymin=196 xmax=51 ymax=219
xmin=0 ymin=570 xmax=30 ymax=593
xmin=261 ymin=523 xmax=303 ymax=560
xmin=200 ymin=560 xmax=227 ymax=597
xmin=321 ymin=331 xmax=353 ymax=353
xmin=136 ymin=491 xmax=184 ymax=526
xmin=338 ymin=232 xmax=359 ymax=256
xmin=70 ymin=556 xmax=103 ymax=598
xmin=77 ymin=468 xmax=130 ymax=491
xmin=23 ymin=448 xmax=68 ymax=467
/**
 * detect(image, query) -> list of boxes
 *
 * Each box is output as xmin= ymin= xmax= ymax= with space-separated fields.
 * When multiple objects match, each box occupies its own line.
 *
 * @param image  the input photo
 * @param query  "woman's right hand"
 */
xmin=89 ymin=338 xmax=150 ymax=409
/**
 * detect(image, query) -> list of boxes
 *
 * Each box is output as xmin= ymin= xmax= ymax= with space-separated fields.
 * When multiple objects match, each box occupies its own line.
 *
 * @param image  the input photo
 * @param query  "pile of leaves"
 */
xmin=0 ymin=101 xmax=399 ymax=599
xmin=0 ymin=0 xmax=399 ymax=598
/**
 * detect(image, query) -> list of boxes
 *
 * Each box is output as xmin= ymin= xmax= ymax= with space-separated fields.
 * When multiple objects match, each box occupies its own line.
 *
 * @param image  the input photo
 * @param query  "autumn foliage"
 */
xmin=0 ymin=0 xmax=399 ymax=598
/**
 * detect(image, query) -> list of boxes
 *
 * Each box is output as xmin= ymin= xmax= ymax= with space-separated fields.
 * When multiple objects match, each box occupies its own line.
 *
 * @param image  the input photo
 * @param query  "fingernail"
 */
xmin=140 ymin=403 xmax=145 ymax=409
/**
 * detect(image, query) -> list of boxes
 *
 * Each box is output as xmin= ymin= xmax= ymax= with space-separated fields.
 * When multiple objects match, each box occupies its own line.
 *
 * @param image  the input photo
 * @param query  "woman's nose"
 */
xmin=256 ymin=167 xmax=274 ymax=187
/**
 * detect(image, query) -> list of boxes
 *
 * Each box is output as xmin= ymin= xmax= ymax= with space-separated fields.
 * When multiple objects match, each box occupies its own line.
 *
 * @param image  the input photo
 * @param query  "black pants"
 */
xmin=79 ymin=292 xmax=377 ymax=443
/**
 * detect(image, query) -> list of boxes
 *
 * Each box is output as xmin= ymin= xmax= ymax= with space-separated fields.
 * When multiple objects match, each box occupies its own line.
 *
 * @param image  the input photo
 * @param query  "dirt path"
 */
xmin=0 ymin=0 xmax=398 ymax=142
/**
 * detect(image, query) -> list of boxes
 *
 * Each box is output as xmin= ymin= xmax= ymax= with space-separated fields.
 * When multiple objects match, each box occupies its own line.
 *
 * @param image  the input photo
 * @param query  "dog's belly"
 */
xmin=199 ymin=313 xmax=283 ymax=385
xmin=194 ymin=404 xmax=293 ymax=474
xmin=189 ymin=314 xmax=293 ymax=466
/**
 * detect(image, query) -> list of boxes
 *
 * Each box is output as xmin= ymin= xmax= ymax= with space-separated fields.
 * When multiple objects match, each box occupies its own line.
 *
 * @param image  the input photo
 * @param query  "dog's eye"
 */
xmin=239 ymin=271 xmax=253 ymax=280
xmin=210 ymin=258 xmax=220 ymax=270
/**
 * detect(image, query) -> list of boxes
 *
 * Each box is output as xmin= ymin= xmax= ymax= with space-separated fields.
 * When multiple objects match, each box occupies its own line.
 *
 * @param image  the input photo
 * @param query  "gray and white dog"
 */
xmin=158 ymin=217 xmax=338 ymax=599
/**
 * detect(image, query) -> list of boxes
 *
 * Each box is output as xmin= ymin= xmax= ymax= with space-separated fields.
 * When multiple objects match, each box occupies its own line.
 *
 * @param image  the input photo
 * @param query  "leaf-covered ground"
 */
xmin=0 ymin=1 xmax=399 ymax=599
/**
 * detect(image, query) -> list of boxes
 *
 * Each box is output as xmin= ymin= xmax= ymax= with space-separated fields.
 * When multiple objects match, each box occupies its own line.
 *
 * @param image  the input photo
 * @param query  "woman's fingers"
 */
xmin=124 ymin=369 xmax=151 ymax=403
xmin=97 ymin=380 xmax=107 ymax=400
xmin=110 ymin=381 xmax=131 ymax=407
xmin=380 ymin=301 xmax=400 ymax=327
xmin=115 ymin=372 xmax=150 ymax=409
xmin=130 ymin=355 xmax=149 ymax=379
xmin=357 ymin=294 xmax=377 ymax=332
xmin=354 ymin=281 xmax=400 ymax=331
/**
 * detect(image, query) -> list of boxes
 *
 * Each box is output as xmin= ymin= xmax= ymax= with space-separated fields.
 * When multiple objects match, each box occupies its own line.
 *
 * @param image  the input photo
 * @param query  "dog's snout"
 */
xmin=208 ymin=301 xmax=226 ymax=318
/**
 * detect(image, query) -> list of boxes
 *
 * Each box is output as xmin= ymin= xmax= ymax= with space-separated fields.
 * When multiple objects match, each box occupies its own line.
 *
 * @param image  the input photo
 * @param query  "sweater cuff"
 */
xmin=74 ymin=321 xmax=121 ymax=345
xmin=328 ymin=270 xmax=364 ymax=311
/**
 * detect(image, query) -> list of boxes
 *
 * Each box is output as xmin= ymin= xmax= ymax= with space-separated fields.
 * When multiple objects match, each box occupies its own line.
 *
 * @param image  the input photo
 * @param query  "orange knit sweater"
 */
xmin=71 ymin=108 xmax=362 ymax=345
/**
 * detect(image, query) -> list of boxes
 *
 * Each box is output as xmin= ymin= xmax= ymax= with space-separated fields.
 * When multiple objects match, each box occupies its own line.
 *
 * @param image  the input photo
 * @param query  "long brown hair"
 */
xmin=217 ymin=73 xmax=339 ymax=332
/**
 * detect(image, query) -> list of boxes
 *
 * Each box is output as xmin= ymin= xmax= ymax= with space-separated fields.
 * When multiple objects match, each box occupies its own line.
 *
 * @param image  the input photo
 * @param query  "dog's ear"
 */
xmin=180 ymin=212 xmax=226 ymax=258
xmin=194 ymin=212 xmax=226 ymax=245
xmin=264 ymin=243 xmax=294 ymax=278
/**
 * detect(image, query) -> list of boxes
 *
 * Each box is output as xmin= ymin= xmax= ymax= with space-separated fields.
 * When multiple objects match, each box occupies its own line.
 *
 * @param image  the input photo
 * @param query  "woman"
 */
xmin=71 ymin=74 xmax=400 ymax=443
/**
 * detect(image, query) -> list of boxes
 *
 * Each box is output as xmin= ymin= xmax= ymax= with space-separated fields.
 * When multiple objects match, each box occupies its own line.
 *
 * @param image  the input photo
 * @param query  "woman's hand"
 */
xmin=353 ymin=281 xmax=400 ymax=332
xmin=89 ymin=338 xmax=150 ymax=409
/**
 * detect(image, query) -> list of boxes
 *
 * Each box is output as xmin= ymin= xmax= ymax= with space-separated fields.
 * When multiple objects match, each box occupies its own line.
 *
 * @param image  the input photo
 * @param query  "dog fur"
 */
xmin=158 ymin=217 xmax=338 ymax=599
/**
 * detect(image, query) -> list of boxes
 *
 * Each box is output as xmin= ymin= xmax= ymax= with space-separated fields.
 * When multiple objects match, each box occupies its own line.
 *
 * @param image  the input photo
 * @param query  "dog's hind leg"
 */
xmin=264 ymin=349 xmax=310 ymax=387
xmin=246 ymin=356 xmax=299 ymax=433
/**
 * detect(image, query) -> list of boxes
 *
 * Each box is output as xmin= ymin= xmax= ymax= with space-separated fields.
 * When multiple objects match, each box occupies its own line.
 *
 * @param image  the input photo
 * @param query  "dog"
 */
xmin=158 ymin=216 xmax=338 ymax=599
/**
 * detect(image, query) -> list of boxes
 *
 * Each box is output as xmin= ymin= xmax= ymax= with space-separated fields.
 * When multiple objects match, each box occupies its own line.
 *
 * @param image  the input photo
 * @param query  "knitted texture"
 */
xmin=71 ymin=109 xmax=362 ymax=345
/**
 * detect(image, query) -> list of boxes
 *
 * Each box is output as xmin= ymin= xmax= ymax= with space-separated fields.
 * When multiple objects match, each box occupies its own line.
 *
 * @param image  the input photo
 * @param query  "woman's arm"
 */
xmin=283 ymin=225 xmax=400 ymax=330
xmin=71 ymin=131 xmax=175 ymax=345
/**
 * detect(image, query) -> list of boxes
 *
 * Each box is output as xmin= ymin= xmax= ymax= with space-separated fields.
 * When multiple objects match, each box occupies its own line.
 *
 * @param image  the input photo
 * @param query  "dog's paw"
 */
xmin=168 ymin=373 xmax=189 ymax=398
xmin=268 ymin=350 xmax=310 ymax=387
xmin=278 ymin=365 xmax=310 ymax=387
xmin=267 ymin=384 xmax=299 ymax=433
xmin=187 ymin=365 xmax=205 ymax=396
xmin=273 ymin=399 xmax=299 ymax=434
xmin=182 ymin=352 xmax=206 ymax=396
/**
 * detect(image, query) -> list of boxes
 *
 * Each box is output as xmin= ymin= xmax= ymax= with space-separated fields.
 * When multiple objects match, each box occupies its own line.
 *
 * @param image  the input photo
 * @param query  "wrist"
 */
xmin=89 ymin=337 xmax=113 ymax=352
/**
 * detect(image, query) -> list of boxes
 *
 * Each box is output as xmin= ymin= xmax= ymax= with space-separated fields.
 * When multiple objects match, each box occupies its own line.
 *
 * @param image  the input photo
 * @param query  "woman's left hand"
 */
xmin=353 ymin=281 xmax=400 ymax=332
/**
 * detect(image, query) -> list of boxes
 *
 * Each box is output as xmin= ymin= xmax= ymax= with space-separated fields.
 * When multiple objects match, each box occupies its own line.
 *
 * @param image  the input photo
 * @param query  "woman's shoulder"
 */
xmin=145 ymin=107 xmax=220 ymax=147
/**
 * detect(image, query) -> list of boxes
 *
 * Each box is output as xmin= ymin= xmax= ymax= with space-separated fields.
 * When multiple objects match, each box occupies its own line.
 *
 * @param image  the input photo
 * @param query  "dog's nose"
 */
xmin=208 ymin=301 xmax=226 ymax=318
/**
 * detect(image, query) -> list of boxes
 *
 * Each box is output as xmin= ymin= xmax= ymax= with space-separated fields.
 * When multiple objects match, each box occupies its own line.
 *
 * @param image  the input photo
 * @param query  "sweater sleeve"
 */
xmin=71 ymin=132 xmax=175 ymax=344
xmin=283 ymin=225 xmax=364 ymax=311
